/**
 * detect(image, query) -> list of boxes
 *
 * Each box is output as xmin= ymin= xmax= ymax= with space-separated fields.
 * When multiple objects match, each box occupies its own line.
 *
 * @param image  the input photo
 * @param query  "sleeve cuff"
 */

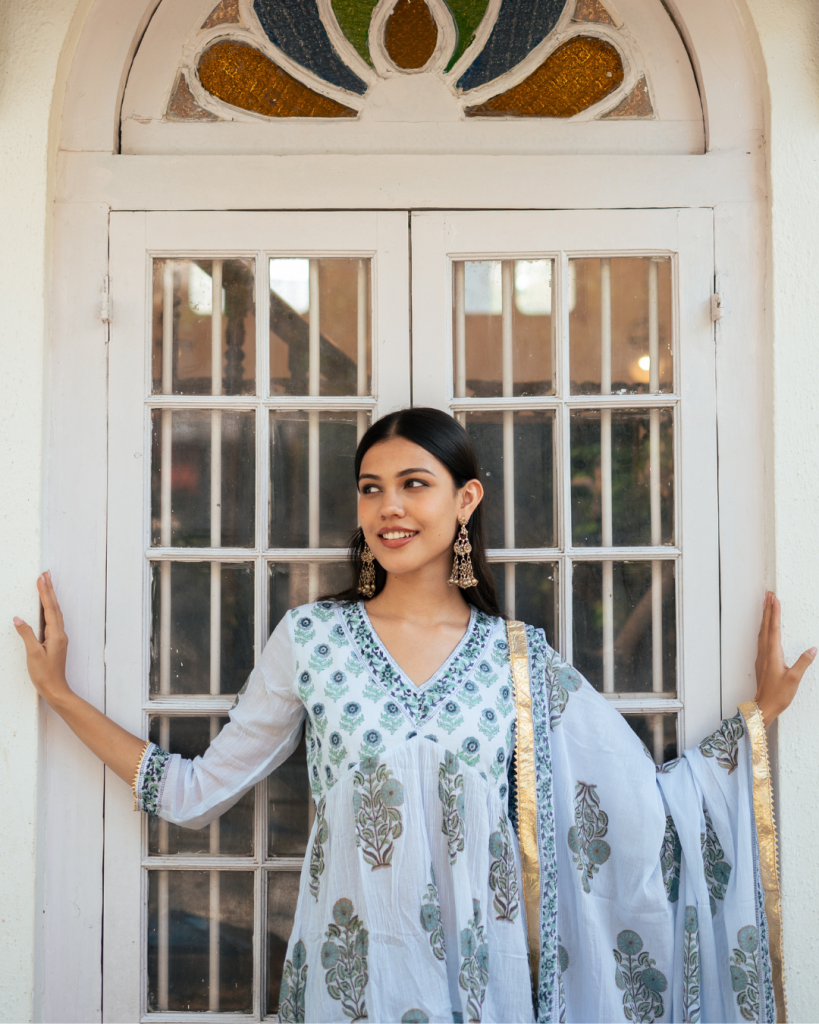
xmin=134 ymin=741 xmax=172 ymax=816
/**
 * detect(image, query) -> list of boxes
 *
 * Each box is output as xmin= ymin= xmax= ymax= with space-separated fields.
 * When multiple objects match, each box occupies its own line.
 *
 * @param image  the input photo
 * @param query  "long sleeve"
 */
xmin=135 ymin=614 xmax=306 ymax=829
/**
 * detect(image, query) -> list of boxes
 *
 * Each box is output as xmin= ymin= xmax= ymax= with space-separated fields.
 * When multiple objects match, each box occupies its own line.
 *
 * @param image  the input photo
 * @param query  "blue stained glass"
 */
xmin=254 ymin=0 xmax=368 ymax=95
xmin=456 ymin=0 xmax=567 ymax=91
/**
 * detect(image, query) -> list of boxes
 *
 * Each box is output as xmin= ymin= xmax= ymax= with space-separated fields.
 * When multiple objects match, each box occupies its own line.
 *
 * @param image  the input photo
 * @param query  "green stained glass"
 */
xmin=332 ymin=0 xmax=380 ymax=66
xmin=444 ymin=0 xmax=490 ymax=70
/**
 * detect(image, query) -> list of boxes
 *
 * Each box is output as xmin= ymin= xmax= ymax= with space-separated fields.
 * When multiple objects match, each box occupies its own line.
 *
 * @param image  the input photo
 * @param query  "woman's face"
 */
xmin=357 ymin=437 xmax=483 ymax=581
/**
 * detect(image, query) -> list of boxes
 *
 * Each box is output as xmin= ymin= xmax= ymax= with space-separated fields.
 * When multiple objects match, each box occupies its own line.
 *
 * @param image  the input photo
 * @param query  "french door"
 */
xmin=104 ymin=207 xmax=718 ymax=1021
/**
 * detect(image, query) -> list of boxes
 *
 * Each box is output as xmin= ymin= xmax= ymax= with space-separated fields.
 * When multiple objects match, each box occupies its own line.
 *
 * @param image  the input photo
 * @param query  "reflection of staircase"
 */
xmin=270 ymin=290 xmax=357 ymax=395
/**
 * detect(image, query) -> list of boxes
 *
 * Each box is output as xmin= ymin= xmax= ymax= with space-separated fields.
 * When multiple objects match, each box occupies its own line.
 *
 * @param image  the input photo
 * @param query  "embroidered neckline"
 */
xmin=338 ymin=601 xmax=494 ymax=727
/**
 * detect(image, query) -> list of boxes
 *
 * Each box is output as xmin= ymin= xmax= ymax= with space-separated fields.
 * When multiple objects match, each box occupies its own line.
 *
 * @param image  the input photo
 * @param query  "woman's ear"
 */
xmin=459 ymin=478 xmax=484 ymax=519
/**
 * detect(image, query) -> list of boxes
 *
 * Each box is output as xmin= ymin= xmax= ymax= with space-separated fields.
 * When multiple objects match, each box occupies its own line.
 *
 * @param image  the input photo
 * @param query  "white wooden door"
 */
xmin=411 ymin=209 xmax=720 ymax=751
xmin=104 ymin=211 xmax=410 ymax=1021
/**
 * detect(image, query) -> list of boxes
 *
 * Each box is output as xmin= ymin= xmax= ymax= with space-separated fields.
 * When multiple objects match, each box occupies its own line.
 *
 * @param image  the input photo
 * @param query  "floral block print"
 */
xmin=328 ymin=731 xmax=348 ymax=767
xmin=613 ymin=929 xmax=667 ymax=1023
xmin=344 ymin=651 xmax=366 ymax=677
xmin=322 ymin=898 xmax=369 ymax=1021
xmin=293 ymin=614 xmax=316 ymax=645
xmin=558 ymin=942 xmax=570 ymax=1024
xmin=325 ymin=670 xmax=350 ymax=701
xmin=459 ymin=680 xmax=483 ymax=709
xmin=567 ymin=781 xmax=611 ymax=893
xmin=311 ymin=702 xmax=328 ymax=736
xmin=701 ymin=807 xmax=732 ymax=917
xmin=459 ymin=899 xmax=489 ymax=1023
xmin=313 ymin=601 xmax=335 ymax=622
xmin=420 ymin=866 xmax=446 ymax=961
xmin=310 ymin=642 xmax=334 ymax=673
xmin=489 ymin=640 xmax=509 ymax=669
xmin=309 ymin=798 xmax=328 ymax=900
xmin=459 ymin=735 xmax=481 ymax=768
xmin=328 ymin=622 xmax=349 ymax=647
xmin=297 ymin=669 xmax=314 ymax=701
xmin=340 ymin=701 xmax=365 ymax=733
xmin=439 ymin=700 xmax=465 ymax=734
xmin=730 ymin=926 xmax=760 ymax=1022
xmin=379 ymin=700 xmax=404 ymax=734
xmin=489 ymin=746 xmax=506 ymax=783
xmin=488 ymin=815 xmax=520 ymax=922
xmin=359 ymin=728 xmax=385 ymax=761
xmin=352 ymin=757 xmax=404 ymax=870
xmin=478 ymin=707 xmax=500 ymax=741
xmin=279 ymin=939 xmax=308 ymax=1023
xmin=401 ymin=1012 xmax=429 ymax=1023
xmin=439 ymin=751 xmax=466 ymax=865
xmin=495 ymin=684 xmax=514 ymax=718
xmin=683 ymin=907 xmax=701 ymax=1024
xmin=546 ymin=663 xmax=582 ymax=729
xmin=699 ymin=712 xmax=744 ymax=774
xmin=660 ymin=815 xmax=681 ymax=902
xmin=138 ymin=745 xmax=170 ymax=816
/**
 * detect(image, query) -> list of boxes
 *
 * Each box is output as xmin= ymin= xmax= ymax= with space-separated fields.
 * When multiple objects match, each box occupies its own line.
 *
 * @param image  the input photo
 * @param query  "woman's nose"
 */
xmin=379 ymin=489 xmax=405 ymax=518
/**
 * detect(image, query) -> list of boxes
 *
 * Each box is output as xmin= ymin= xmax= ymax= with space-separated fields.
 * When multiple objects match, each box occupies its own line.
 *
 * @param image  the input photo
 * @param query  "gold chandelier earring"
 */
xmin=358 ymin=543 xmax=377 ymax=598
xmin=448 ymin=516 xmax=478 ymax=589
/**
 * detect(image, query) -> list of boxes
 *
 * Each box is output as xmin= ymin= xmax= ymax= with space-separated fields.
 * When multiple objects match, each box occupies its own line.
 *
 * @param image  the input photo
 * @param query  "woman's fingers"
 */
xmin=758 ymin=592 xmax=771 ymax=656
xmin=787 ymin=648 xmax=818 ymax=687
xmin=38 ymin=572 xmax=64 ymax=633
xmin=13 ymin=617 xmax=43 ymax=657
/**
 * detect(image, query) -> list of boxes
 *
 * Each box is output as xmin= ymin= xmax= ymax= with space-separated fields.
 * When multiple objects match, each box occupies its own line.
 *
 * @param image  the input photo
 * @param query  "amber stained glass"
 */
xmin=198 ymin=41 xmax=357 ymax=118
xmin=465 ymin=36 xmax=623 ymax=118
xmin=601 ymin=75 xmax=653 ymax=118
xmin=384 ymin=0 xmax=439 ymax=70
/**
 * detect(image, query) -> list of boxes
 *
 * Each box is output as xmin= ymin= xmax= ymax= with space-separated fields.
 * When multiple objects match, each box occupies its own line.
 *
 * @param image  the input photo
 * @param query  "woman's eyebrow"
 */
xmin=396 ymin=467 xmax=435 ymax=477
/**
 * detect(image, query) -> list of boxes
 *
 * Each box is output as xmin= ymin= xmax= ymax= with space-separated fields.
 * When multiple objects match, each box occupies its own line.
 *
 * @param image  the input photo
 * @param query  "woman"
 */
xmin=15 ymin=408 xmax=814 ymax=1024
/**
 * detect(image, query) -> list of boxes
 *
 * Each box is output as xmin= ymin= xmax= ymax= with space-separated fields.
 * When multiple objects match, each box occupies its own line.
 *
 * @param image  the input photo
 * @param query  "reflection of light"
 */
xmin=515 ymin=260 xmax=552 ymax=315
xmin=464 ymin=261 xmax=501 ymax=314
xmin=188 ymin=263 xmax=225 ymax=316
xmin=638 ymin=355 xmax=651 ymax=372
xmin=270 ymin=258 xmax=310 ymax=314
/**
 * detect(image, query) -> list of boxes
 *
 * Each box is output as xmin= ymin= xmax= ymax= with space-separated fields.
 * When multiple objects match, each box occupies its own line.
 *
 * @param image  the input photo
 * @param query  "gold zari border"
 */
xmin=738 ymin=700 xmax=787 ymax=1022
xmin=506 ymin=620 xmax=540 ymax=990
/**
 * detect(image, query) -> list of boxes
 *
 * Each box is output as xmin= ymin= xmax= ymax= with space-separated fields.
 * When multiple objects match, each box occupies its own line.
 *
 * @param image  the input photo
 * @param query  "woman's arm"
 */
xmin=754 ymin=590 xmax=816 ymax=727
xmin=14 ymin=572 xmax=144 ymax=785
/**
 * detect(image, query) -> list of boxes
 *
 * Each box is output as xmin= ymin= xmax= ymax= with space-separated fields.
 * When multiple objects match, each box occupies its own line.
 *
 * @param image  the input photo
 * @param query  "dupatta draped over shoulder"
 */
xmin=510 ymin=621 xmax=784 ymax=1024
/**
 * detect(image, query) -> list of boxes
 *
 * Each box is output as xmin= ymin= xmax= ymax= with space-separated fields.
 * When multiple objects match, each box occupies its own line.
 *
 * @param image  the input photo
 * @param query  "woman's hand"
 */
xmin=755 ymin=591 xmax=816 ymax=727
xmin=14 ymin=572 xmax=72 ymax=709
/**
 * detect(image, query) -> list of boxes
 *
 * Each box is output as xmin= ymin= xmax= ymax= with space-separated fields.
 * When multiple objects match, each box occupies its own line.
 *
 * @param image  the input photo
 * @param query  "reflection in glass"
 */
xmin=572 ymin=561 xmax=676 ymax=695
xmin=151 ymin=409 xmax=255 ymax=548
xmin=148 ymin=717 xmax=254 ymax=856
xmin=491 ymin=562 xmax=557 ymax=645
xmin=569 ymin=257 xmax=672 ymax=395
xmin=267 ymin=873 xmax=302 ymax=1015
xmin=149 ymin=561 xmax=254 ymax=695
xmin=270 ymin=258 xmax=371 ymax=397
xmin=570 ymin=408 xmax=673 ymax=546
xmin=454 ymin=259 xmax=554 ymax=398
xmin=465 ymin=410 xmax=556 ymax=549
xmin=147 ymin=869 xmax=254 ymax=1012
xmin=269 ymin=562 xmax=351 ymax=630
xmin=269 ymin=733 xmax=310 ymax=858
xmin=624 ymin=713 xmax=678 ymax=765
xmin=151 ymin=258 xmax=256 ymax=396
xmin=269 ymin=410 xmax=364 ymax=548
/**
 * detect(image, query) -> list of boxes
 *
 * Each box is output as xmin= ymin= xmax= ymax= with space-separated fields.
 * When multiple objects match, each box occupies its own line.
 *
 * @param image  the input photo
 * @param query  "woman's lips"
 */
xmin=377 ymin=530 xmax=418 ymax=549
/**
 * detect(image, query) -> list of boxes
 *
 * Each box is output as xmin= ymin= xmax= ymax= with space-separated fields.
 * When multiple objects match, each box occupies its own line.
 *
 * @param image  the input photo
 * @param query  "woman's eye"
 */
xmin=405 ymin=479 xmax=427 ymax=489
xmin=359 ymin=484 xmax=379 ymax=495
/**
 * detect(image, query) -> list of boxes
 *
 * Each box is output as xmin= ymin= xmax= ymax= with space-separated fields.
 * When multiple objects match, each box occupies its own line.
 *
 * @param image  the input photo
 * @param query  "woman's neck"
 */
xmin=365 ymin=555 xmax=471 ymax=627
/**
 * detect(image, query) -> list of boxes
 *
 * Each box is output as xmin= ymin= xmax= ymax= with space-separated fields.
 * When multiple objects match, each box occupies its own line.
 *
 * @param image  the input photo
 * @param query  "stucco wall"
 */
xmin=0 ymin=1 xmax=83 ymax=1020
xmin=743 ymin=0 xmax=819 ymax=1018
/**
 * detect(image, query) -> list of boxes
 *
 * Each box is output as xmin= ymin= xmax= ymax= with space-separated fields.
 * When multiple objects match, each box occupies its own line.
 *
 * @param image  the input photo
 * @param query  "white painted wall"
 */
xmin=0 ymin=1 xmax=85 ymax=1020
xmin=743 ymin=0 xmax=819 ymax=1019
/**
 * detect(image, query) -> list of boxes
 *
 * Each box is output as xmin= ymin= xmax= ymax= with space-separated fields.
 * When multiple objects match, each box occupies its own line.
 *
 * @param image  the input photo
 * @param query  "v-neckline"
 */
xmin=337 ymin=600 xmax=493 ymax=728
xmin=359 ymin=601 xmax=478 ymax=691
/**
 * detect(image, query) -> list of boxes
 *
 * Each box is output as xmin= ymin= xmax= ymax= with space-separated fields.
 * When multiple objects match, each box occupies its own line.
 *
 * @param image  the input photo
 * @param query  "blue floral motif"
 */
xmin=279 ymin=939 xmax=308 ymax=1022
xmin=459 ymin=899 xmax=489 ymax=1022
xmin=401 ymin=1011 xmax=429 ymax=1023
xmin=311 ymin=702 xmax=328 ymax=736
xmin=490 ymin=746 xmax=506 ymax=783
xmin=340 ymin=701 xmax=364 ymax=733
xmin=379 ymin=700 xmax=404 ymax=734
xmin=660 ymin=816 xmax=681 ymax=903
xmin=360 ymin=727 xmax=385 ymax=760
xmin=328 ymin=731 xmax=348 ymax=768
xmin=478 ymin=707 xmax=500 ymax=740
xmin=325 ymin=670 xmax=349 ymax=701
xmin=496 ymin=684 xmax=513 ymax=718
xmin=297 ymin=669 xmax=314 ymax=701
xmin=701 ymin=807 xmax=732 ymax=917
xmin=683 ymin=906 xmax=701 ymax=1023
xmin=313 ymin=600 xmax=335 ymax=622
xmin=489 ymin=639 xmax=509 ymax=668
xmin=459 ymin=679 xmax=483 ymax=709
xmin=137 ymin=744 xmax=170 ymax=815
xmin=328 ymin=622 xmax=349 ymax=647
xmin=699 ymin=712 xmax=744 ymax=774
xmin=310 ymin=643 xmax=333 ymax=673
xmin=439 ymin=700 xmax=464 ymax=735
xmin=488 ymin=815 xmax=519 ymax=922
xmin=322 ymin=898 xmax=369 ymax=1020
xmin=294 ymin=615 xmax=315 ymax=645
xmin=353 ymin=760 xmax=404 ymax=869
xmin=459 ymin=735 xmax=481 ymax=767
xmin=476 ymin=659 xmax=499 ymax=685
xmin=420 ymin=864 xmax=446 ymax=961
xmin=309 ymin=798 xmax=328 ymax=900
xmin=439 ymin=751 xmax=465 ymax=864
xmin=344 ymin=651 xmax=365 ymax=677
xmin=567 ymin=781 xmax=611 ymax=893
xmin=340 ymin=601 xmax=493 ymax=727
xmin=613 ymin=929 xmax=667 ymax=1023
xmin=730 ymin=926 xmax=760 ymax=1021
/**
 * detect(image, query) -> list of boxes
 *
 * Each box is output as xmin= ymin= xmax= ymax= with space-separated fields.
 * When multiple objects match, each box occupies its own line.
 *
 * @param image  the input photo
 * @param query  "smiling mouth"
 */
xmin=379 ymin=530 xmax=418 ymax=540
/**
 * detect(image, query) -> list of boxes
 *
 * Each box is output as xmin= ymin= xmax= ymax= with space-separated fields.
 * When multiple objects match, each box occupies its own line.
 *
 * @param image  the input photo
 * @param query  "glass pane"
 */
xmin=147 ymin=870 xmax=253 ymax=1012
xmin=454 ymin=259 xmax=554 ymax=398
xmin=150 ymin=409 xmax=256 ymax=548
xmin=267 ymin=872 xmax=301 ymax=1016
xmin=151 ymin=258 xmax=256 ymax=396
xmin=149 ymin=561 xmax=254 ymax=696
xmin=269 ymin=410 xmax=366 ymax=548
xmin=569 ymin=257 xmax=672 ymax=395
xmin=148 ymin=717 xmax=254 ymax=856
xmin=269 ymin=561 xmax=351 ymax=630
xmin=465 ymin=410 xmax=556 ymax=548
xmin=270 ymin=258 xmax=371 ymax=397
xmin=491 ymin=562 xmax=558 ymax=646
xmin=570 ymin=408 xmax=673 ymax=547
xmin=624 ymin=712 xmax=678 ymax=765
xmin=572 ymin=560 xmax=676 ymax=696
xmin=268 ymin=733 xmax=310 ymax=857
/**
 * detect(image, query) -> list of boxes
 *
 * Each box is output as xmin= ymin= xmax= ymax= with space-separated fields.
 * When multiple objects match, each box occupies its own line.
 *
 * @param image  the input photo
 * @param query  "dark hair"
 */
xmin=323 ymin=407 xmax=502 ymax=617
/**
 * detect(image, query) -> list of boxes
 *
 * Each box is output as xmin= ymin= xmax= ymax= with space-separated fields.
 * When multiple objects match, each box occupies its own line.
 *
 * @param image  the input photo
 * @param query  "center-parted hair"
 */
xmin=323 ymin=407 xmax=502 ymax=617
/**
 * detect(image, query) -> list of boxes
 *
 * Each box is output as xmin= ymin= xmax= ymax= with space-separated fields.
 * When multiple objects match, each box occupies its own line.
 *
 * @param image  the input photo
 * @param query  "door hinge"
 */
xmin=710 ymin=292 xmax=724 ymax=322
xmin=100 ymin=276 xmax=112 ymax=324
